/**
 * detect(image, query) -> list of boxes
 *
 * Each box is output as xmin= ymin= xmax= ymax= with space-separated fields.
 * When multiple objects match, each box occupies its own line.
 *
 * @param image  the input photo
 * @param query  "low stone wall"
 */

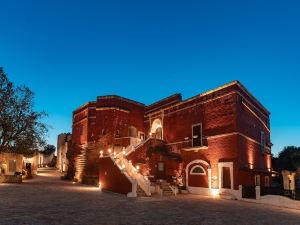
xmin=0 ymin=175 xmax=22 ymax=183
xmin=238 ymin=185 xmax=300 ymax=210
xmin=99 ymin=157 xmax=136 ymax=197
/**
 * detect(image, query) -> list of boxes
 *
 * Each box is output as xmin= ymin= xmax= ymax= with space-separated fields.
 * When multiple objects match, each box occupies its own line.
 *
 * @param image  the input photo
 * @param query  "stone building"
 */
xmin=70 ymin=81 xmax=272 ymax=197
xmin=56 ymin=133 xmax=72 ymax=172
xmin=0 ymin=152 xmax=23 ymax=176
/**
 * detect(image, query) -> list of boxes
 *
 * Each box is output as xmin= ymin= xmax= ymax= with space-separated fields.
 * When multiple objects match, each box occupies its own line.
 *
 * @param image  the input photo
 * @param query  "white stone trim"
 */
xmin=145 ymin=89 xmax=269 ymax=120
xmin=192 ymin=123 xmax=202 ymax=147
xmin=96 ymin=107 xmax=129 ymax=113
xmin=187 ymin=187 xmax=210 ymax=195
xmin=242 ymin=101 xmax=270 ymax=132
xmin=186 ymin=159 xmax=210 ymax=191
xmin=218 ymin=162 xmax=234 ymax=190
xmin=190 ymin=165 xmax=206 ymax=175
xmin=166 ymin=132 xmax=270 ymax=152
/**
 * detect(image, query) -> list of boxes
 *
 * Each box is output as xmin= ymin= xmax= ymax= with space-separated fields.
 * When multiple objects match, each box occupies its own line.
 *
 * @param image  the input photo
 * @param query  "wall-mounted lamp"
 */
xmin=249 ymin=163 xmax=253 ymax=170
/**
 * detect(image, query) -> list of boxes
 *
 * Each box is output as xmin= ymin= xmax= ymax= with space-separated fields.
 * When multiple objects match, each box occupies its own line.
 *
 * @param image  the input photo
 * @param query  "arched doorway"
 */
xmin=0 ymin=163 xmax=7 ymax=175
xmin=151 ymin=119 xmax=163 ymax=140
xmin=185 ymin=159 xmax=211 ymax=195
xmin=128 ymin=126 xmax=137 ymax=138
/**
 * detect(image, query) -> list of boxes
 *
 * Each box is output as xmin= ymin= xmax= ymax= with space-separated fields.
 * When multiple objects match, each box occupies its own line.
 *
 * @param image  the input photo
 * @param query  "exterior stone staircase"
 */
xmin=112 ymin=138 xmax=152 ymax=197
xmin=108 ymin=137 xmax=177 ymax=197
xmin=160 ymin=181 xmax=176 ymax=196
xmin=74 ymin=147 xmax=87 ymax=182
xmin=219 ymin=190 xmax=237 ymax=200
xmin=137 ymin=185 xmax=149 ymax=197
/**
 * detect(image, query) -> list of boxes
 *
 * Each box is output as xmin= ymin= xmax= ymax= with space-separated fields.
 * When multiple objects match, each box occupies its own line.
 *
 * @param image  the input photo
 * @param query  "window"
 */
xmin=128 ymin=126 xmax=137 ymax=138
xmin=79 ymin=125 xmax=83 ymax=136
xmin=190 ymin=165 xmax=206 ymax=175
xmin=255 ymin=174 xmax=260 ymax=186
xmin=8 ymin=160 xmax=17 ymax=173
xmin=265 ymin=176 xmax=270 ymax=187
xmin=192 ymin=123 xmax=202 ymax=147
xmin=115 ymin=130 xmax=120 ymax=137
xmin=158 ymin=162 xmax=164 ymax=171
xmin=101 ymin=129 xmax=106 ymax=136
xmin=261 ymin=131 xmax=266 ymax=154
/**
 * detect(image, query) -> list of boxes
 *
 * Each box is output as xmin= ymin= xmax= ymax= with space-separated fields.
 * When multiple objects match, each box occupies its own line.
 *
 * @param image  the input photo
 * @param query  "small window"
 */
xmin=192 ymin=124 xmax=202 ymax=147
xmin=265 ymin=176 xmax=270 ymax=187
xmin=79 ymin=125 xmax=83 ymax=136
xmin=102 ymin=129 xmax=106 ymax=136
xmin=254 ymin=174 xmax=260 ymax=186
xmin=190 ymin=165 xmax=206 ymax=175
xmin=8 ymin=160 xmax=17 ymax=173
xmin=261 ymin=131 xmax=266 ymax=154
xmin=128 ymin=126 xmax=137 ymax=138
xmin=115 ymin=130 xmax=120 ymax=137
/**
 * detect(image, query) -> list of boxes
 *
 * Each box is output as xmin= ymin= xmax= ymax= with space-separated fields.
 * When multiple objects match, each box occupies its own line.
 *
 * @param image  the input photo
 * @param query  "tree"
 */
xmin=272 ymin=146 xmax=300 ymax=172
xmin=42 ymin=144 xmax=56 ymax=155
xmin=0 ymin=67 xmax=48 ymax=154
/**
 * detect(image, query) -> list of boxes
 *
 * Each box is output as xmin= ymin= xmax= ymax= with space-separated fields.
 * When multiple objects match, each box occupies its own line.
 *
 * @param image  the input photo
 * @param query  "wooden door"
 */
xmin=192 ymin=124 xmax=202 ymax=147
xmin=222 ymin=167 xmax=231 ymax=189
xmin=156 ymin=161 xmax=166 ymax=179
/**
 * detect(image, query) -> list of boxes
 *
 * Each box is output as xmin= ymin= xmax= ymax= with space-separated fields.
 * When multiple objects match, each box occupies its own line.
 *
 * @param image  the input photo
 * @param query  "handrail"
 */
xmin=125 ymin=137 xmax=153 ymax=156
xmin=111 ymin=137 xmax=153 ymax=196
xmin=114 ymin=154 xmax=151 ymax=196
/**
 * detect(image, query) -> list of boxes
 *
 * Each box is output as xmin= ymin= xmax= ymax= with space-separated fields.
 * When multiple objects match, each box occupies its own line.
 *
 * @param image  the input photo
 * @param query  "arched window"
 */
xmin=151 ymin=119 xmax=163 ymax=140
xmin=190 ymin=165 xmax=206 ymax=175
xmin=128 ymin=126 xmax=137 ymax=138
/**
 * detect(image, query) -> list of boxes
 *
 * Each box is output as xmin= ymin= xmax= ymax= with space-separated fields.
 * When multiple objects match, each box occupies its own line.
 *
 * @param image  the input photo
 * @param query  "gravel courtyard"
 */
xmin=0 ymin=168 xmax=299 ymax=225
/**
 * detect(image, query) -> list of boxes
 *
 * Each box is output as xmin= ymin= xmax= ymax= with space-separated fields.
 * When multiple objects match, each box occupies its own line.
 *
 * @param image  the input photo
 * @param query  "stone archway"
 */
xmin=0 ymin=163 xmax=7 ymax=175
xmin=151 ymin=119 xmax=163 ymax=140
xmin=185 ymin=159 xmax=211 ymax=195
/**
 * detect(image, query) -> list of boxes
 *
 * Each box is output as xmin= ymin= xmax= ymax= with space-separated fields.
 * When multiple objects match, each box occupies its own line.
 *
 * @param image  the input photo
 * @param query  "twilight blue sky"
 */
xmin=0 ymin=0 xmax=299 ymax=155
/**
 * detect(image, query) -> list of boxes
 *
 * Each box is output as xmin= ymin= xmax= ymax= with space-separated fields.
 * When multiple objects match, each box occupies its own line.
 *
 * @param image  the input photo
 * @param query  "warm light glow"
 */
xmin=108 ymin=148 xmax=112 ymax=153
xmin=122 ymin=150 xmax=126 ymax=155
xmin=72 ymin=181 xmax=75 ymax=184
xmin=136 ymin=165 xmax=140 ymax=170
xmin=211 ymin=188 xmax=220 ymax=198
xmin=113 ymin=152 xmax=116 ymax=156
xmin=249 ymin=163 xmax=253 ymax=170
xmin=98 ymin=182 xmax=102 ymax=190
xmin=122 ymin=164 xmax=125 ymax=169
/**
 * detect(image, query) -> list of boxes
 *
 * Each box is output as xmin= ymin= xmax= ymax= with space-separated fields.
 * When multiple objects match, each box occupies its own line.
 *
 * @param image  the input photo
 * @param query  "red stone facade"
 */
xmin=70 ymin=81 xmax=272 ymax=196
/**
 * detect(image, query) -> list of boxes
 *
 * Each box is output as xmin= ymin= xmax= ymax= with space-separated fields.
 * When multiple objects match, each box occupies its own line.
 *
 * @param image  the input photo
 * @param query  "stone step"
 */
xmin=137 ymin=185 xmax=149 ymax=197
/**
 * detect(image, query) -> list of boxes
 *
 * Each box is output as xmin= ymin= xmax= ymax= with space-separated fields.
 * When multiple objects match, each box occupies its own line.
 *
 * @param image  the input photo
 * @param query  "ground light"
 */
xmin=210 ymin=188 xmax=220 ymax=198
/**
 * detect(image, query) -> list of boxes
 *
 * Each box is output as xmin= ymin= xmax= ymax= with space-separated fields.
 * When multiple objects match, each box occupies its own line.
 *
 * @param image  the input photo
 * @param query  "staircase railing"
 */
xmin=114 ymin=154 xmax=151 ymax=196
xmin=112 ymin=137 xmax=152 ymax=196
xmin=125 ymin=137 xmax=152 ymax=156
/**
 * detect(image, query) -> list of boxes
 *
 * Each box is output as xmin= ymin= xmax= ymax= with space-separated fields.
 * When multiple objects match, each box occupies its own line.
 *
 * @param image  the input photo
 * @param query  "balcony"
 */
xmin=182 ymin=137 xmax=208 ymax=151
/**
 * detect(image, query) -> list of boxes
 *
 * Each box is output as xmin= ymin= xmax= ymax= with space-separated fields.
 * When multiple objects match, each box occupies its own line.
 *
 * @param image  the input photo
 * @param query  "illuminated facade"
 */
xmin=70 ymin=81 xmax=272 ymax=197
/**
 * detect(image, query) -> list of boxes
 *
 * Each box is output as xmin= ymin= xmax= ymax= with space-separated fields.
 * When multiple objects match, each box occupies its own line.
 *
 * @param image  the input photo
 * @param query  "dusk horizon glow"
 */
xmin=1 ymin=0 xmax=299 ymax=155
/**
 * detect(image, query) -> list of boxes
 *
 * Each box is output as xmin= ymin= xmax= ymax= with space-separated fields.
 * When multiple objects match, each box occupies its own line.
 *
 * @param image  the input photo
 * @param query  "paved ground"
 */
xmin=0 ymin=168 xmax=299 ymax=225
